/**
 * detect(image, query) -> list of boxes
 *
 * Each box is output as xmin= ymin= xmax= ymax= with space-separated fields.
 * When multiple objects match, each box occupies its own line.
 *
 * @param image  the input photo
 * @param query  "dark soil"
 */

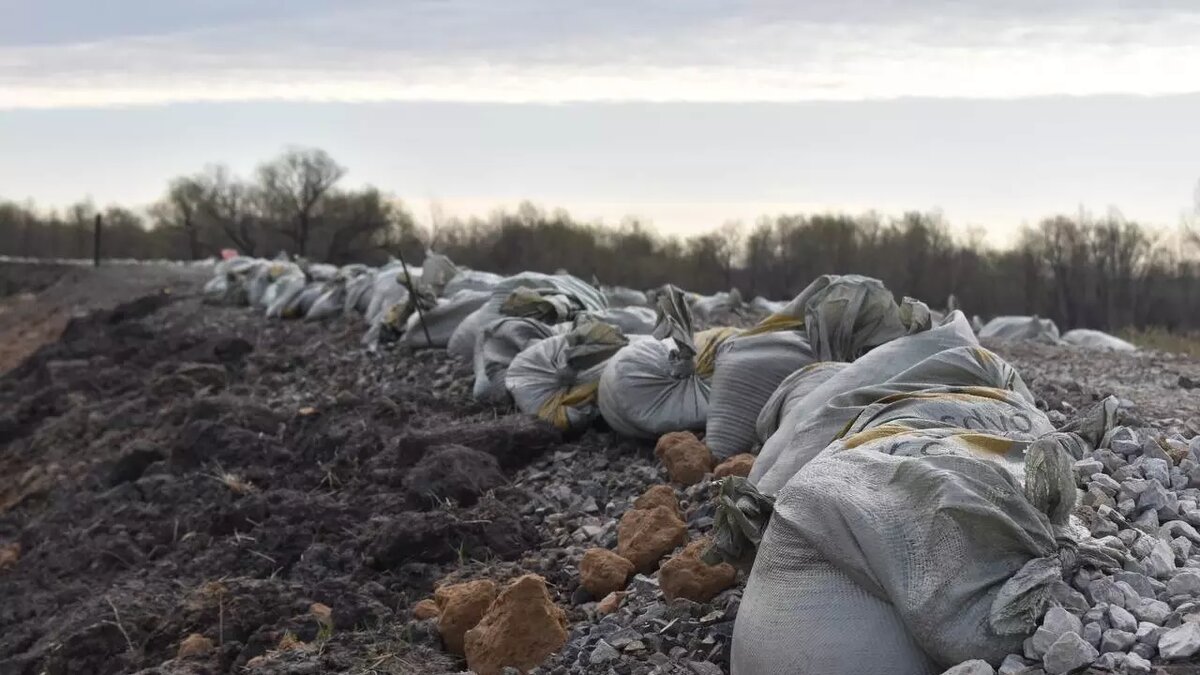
xmin=0 ymin=279 xmax=594 ymax=675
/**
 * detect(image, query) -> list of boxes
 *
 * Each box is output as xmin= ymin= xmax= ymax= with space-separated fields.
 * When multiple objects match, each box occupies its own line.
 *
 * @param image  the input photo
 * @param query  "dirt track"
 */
xmin=2 ymin=264 xmax=1200 ymax=675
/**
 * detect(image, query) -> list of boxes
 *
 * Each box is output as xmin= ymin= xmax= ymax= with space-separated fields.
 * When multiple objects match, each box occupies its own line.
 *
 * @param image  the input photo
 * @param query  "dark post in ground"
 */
xmin=93 ymin=213 xmax=102 ymax=266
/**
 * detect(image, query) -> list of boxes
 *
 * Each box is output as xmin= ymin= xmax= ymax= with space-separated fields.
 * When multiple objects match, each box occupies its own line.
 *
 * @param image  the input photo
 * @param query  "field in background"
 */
xmin=1121 ymin=327 xmax=1200 ymax=358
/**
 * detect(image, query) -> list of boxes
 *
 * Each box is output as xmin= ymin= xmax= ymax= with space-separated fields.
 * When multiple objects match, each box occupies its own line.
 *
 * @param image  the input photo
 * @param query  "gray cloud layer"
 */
xmin=4 ymin=1 xmax=1200 ymax=106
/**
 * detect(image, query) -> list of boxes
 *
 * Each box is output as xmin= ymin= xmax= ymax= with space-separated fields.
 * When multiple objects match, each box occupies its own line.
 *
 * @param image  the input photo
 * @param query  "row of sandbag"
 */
xmin=717 ymin=310 xmax=1121 ymax=674
xmin=491 ymin=274 xmax=938 ymax=444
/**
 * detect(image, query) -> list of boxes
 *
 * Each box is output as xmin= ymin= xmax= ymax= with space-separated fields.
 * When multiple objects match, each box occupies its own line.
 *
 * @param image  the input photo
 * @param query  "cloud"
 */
xmin=3 ymin=0 xmax=1200 ymax=107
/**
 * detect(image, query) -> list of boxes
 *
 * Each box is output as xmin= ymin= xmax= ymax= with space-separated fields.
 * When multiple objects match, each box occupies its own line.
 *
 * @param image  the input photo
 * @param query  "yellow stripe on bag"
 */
xmin=694 ymin=327 xmax=741 ymax=378
xmin=841 ymin=423 xmax=915 ymax=449
xmin=537 ymin=381 xmax=601 ymax=430
xmin=741 ymin=313 xmax=804 ymax=337
xmin=952 ymin=433 xmax=1015 ymax=456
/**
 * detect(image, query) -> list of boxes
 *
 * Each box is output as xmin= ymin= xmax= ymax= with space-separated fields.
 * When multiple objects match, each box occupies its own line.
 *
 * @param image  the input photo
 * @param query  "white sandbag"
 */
xmin=750 ymin=313 xmax=978 ymax=497
xmin=343 ymin=271 xmax=376 ymax=315
xmin=265 ymin=272 xmax=309 ymax=319
xmin=749 ymin=296 xmax=786 ymax=315
xmin=755 ymin=362 xmax=848 ymax=445
xmin=580 ymin=307 xmax=657 ymax=335
xmin=773 ymin=274 xmax=931 ymax=361
xmin=443 ymin=269 xmax=504 ymax=296
xmin=705 ymin=332 xmax=815 ymax=459
xmin=402 ymin=289 xmax=490 ymax=349
xmin=691 ymin=289 xmax=744 ymax=323
xmin=506 ymin=320 xmax=628 ymax=431
xmin=1062 ymin=328 xmax=1137 ymax=351
xmin=979 ymin=315 xmax=1061 ymax=342
xmin=603 ymin=286 xmax=649 ymax=308
xmin=447 ymin=272 xmax=607 ymax=360
xmin=364 ymin=266 xmax=414 ymax=327
xmin=292 ymin=282 xmax=326 ymax=317
xmin=705 ymin=275 xmax=932 ymax=459
xmin=737 ymin=426 xmax=1114 ymax=674
xmin=421 ymin=250 xmax=459 ymax=295
xmin=598 ymin=286 xmax=736 ymax=439
xmin=472 ymin=317 xmax=557 ymax=404
xmin=306 ymin=263 xmax=339 ymax=282
xmin=304 ymin=282 xmax=346 ymax=321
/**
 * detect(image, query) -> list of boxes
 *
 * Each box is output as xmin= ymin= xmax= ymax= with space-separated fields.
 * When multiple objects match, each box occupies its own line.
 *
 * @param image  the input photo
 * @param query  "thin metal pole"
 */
xmin=395 ymin=248 xmax=432 ymax=347
xmin=93 ymin=213 xmax=102 ymax=266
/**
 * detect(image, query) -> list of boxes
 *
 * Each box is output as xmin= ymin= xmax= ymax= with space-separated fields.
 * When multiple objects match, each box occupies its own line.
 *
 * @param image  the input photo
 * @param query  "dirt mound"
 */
xmin=0 ymin=285 xmax=560 ymax=674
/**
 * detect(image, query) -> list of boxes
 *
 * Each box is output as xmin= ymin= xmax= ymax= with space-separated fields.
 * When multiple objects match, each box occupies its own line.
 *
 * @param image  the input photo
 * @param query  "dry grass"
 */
xmin=1120 ymin=327 xmax=1200 ymax=358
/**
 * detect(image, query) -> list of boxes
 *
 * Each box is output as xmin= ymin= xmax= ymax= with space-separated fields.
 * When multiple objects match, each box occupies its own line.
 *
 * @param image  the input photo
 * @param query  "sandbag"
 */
xmin=264 ymin=272 xmax=308 ymax=319
xmin=500 ymin=287 xmax=586 ymax=323
xmin=755 ymin=362 xmax=848 ymax=444
xmin=292 ymin=282 xmax=327 ymax=317
xmin=421 ymin=250 xmax=459 ymax=295
xmin=304 ymin=283 xmax=345 ymax=321
xmin=603 ymin=286 xmax=649 ymax=308
xmin=506 ymin=320 xmax=628 ymax=431
xmin=1062 ymin=328 xmax=1137 ymax=351
xmin=343 ymin=271 xmax=376 ymax=315
xmin=248 ymin=261 xmax=301 ymax=308
xmin=598 ymin=286 xmax=736 ymax=439
xmin=447 ymin=272 xmax=607 ymax=360
xmin=749 ymin=296 xmax=786 ymax=315
xmin=472 ymin=317 xmax=558 ymax=404
xmin=691 ymin=289 xmax=744 ymax=324
xmin=750 ymin=313 xmax=979 ymax=497
xmin=705 ymin=332 xmax=815 ymax=459
xmin=364 ymin=265 xmax=414 ymax=327
xmin=736 ymin=427 xmax=1116 ymax=674
xmin=443 ymin=269 xmax=504 ymax=296
xmin=306 ymin=263 xmax=339 ymax=282
xmin=705 ymin=275 xmax=931 ymax=459
xmin=579 ymin=307 xmax=657 ymax=335
xmin=402 ymin=289 xmax=490 ymax=349
xmin=770 ymin=274 xmax=931 ymax=362
xmin=979 ymin=315 xmax=1061 ymax=342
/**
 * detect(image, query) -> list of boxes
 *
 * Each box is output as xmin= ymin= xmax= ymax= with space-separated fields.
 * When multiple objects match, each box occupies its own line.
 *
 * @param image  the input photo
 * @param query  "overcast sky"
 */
xmin=3 ymin=0 xmax=1200 ymax=240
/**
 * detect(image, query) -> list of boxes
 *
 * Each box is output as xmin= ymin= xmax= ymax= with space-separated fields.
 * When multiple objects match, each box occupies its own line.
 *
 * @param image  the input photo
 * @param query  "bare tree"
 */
xmin=151 ymin=177 xmax=208 ymax=259
xmin=323 ymin=188 xmax=413 ymax=264
xmin=197 ymin=166 xmax=260 ymax=256
xmin=256 ymin=148 xmax=345 ymax=257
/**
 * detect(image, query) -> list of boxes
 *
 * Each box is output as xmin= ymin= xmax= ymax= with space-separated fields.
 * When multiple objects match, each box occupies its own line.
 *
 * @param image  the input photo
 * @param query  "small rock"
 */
xmin=413 ymin=598 xmax=440 ymax=620
xmin=1136 ymin=621 xmax=1162 ymax=646
xmin=436 ymin=578 xmax=499 ymax=655
xmin=654 ymin=432 xmax=714 ymax=486
xmin=309 ymin=602 xmax=332 ymax=628
xmin=941 ymin=659 xmax=995 ymax=675
xmin=1108 ymin=605 xmax=1138 ymax=632
xmin=1124 ymin=652 xmax=1152 ymax=674
xmin=597 ymin=591 xmax=627 ymax=615
xmin=177 ymin=633 xmax=214 ymax=659
xmin=579 ymin=548 xmax=635 ymax=598
xmin=998 ymin=654 xmax=1031 ymax=675
xmin=617 ymin=505 xmax=688 ymax=572
xmin=1144 ymin=539 xmax=1177 ymax=578
xmin=1130 ymin=598 xmax=1171 ymax=624
xmin=589 ymin=641 xmax=619 ymax=665
xmin=1168 ymin=570 xmax=1200 ymax=597
xmin=0 ymin=542 xmax=19 ymax=570
xmin=1031 ymin=607 xmax=1084 ymax=657
xmin=1100 ymin=628 xmax=1136 ymax=653
xmin=464 ymin=575 xmax=569 ymax=675
xmin=713 ymin=454 xmax=755 ymax=479
xmin=1042 ymin=632 xmax=1098 ymax=674
xmin=1082 ymin=622 xmax=1102 ymax=648
xmin=658 ymin=539 xmax=737 ymax=603
xmin=1159 ymin=622 xmax=1200 ymax=660
xmin=633 ymin=484 xmax=682 ymax=518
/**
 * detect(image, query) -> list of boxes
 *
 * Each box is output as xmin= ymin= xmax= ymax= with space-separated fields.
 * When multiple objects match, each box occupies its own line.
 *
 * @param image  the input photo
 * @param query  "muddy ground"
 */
xmin=1 ymin=264 xmax=1199 ymax=675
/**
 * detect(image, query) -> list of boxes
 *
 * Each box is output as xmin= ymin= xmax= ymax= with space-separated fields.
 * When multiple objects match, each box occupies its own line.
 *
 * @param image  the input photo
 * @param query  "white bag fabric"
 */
xmin=705 ymin=332 xmax=815 ymax=459
xmin=506 ymin=320 xmax=628 ymax=431
xmin=603 ymin=286 xmax=649 ymax=308
xmin=447 ymin=272 xmax=607 ymax=360
xmin=751 ymin=313 xmax=979 ymax=497
xmin=1062 ymin=328 xmax=1136 ymax=351
xmin=579 ymin=307 xmax=657 ymax=336
xmin=472 ymin=317 xmax=557 ymax=404
xmin=979 ymin=315 xmax=1061 ymax=342
xmin=443 ymin=269 xmax=504 ymax=296
xmin=402 ymin=290 xmax=490 ymax=349
xmin=755 ymin=362 xmax=848 ymax=444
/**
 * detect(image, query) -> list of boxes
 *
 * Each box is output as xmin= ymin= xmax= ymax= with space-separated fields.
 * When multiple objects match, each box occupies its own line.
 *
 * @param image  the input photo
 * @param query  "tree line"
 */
xmin=2 ymin=147 xmax=1198 ymax=332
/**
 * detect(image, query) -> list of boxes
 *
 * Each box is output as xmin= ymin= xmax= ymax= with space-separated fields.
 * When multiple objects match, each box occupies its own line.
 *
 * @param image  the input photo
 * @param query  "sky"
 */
xmin=3 ymin=0 xmax=1200 ymax=241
